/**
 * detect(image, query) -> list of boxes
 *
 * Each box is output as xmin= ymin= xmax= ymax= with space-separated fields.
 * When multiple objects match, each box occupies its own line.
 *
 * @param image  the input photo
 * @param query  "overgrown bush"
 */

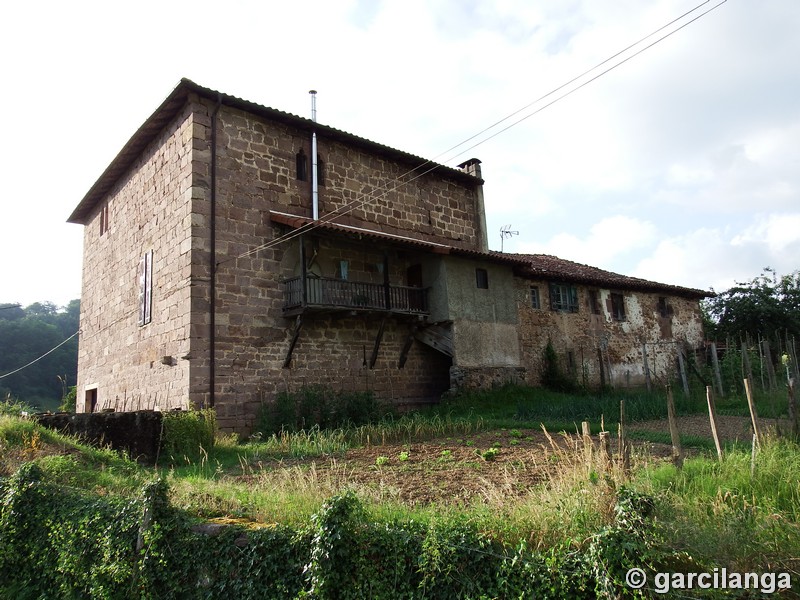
xmin=541 ymin=340 xmax=580 ymax=393
xmin=159 ymin=408 xmax=216 ymax=463
xmin=256 ymin=386 xmax=394 ymax=435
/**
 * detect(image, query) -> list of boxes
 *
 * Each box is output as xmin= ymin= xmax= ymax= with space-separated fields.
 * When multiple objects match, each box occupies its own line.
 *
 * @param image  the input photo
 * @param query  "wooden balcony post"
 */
xmin=300 ymin=235 xmax=307 ymax=307
xmin=383 ymin=251 xmax=391 ymax=310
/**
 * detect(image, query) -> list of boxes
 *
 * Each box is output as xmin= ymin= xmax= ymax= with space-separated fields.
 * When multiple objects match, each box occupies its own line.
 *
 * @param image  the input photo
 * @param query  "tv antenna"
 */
xmin=499 ymin=225 xmax=518 ymax=253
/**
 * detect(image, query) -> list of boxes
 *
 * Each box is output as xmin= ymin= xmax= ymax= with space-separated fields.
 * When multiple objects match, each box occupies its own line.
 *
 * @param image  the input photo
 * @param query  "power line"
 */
xmin=0 ymin=330 xmax=80 ymax=380
xmin=218 ymin=0 xmax=726 ymax=265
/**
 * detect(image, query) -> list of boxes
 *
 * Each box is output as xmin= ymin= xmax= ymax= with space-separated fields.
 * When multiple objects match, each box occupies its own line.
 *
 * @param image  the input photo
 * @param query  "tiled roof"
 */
xmin=511 ymin=253 xmax=713 ymax=298
xmin=68 ymin=78 xmax=481 ymax=225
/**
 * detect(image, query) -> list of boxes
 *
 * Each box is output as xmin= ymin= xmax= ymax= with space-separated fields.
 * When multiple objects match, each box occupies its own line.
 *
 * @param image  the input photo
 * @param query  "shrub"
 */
xmin=541 ymin=340 xmax=579 ymax=393
xmin=159 ymin=408 xmax=216 ymax=463
xmin=256 ymin=386 xmax=394 ymax=435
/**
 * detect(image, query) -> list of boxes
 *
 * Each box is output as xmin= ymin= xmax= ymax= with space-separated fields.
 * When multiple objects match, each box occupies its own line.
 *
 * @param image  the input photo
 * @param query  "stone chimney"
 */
xmin=458 ymin=158 xmax=489 ymax=253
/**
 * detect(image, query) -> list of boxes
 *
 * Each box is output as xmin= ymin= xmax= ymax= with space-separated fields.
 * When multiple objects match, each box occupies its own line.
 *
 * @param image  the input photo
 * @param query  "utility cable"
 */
xmin=0 ymin=330 xmax=80 ymax=380
xmin=217 ymin=0 xmax=726 ymax=266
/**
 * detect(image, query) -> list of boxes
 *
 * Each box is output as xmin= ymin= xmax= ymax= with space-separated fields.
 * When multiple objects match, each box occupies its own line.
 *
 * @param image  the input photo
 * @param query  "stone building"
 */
xmin=68 ymin=79 xmax=710 ymax=432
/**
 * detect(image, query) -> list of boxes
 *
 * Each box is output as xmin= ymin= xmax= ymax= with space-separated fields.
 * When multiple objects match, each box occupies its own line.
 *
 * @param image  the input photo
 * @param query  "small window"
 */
xmin=610 ymin=293 xmax=626 ymax=321
xmin=588 ymin=290 xmax=601 ymax=315
xmin=99 ymin=203 xmax=110 ymax=236
xmin=549 ymin=282 xmax=578 ymax=313
xmin=138 ymin=250 xmax=153 ymax=326
xmin=475 ymin=268 xmax=489 ymax=289
xmin=296 ymin=149 xmax=308 ymax=181
xmin=657 ymin=296 xmax=672 ymax=318
xmin=530 ymin=286 xmax=540 ymax=309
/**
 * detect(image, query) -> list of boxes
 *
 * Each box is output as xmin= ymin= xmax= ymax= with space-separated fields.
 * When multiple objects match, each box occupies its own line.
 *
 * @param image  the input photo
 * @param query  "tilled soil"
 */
xmin=245 ymin=416 xmax=767 ymax=506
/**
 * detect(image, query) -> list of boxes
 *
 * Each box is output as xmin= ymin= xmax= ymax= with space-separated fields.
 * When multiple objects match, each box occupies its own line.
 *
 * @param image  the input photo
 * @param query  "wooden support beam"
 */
xmin=369 ymin=317 xmax=387 ymax=369
xmin=398 ymin=326 xmax=417 ymax=369
xmin=283 ymin=315 xmax=303 ymax=368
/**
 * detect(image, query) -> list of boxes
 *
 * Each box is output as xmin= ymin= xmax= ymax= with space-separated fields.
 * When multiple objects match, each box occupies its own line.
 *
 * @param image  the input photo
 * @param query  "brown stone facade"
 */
xmin=76 ymin=105 xmax=196 ymax=414
xmin=74 ymin=87 xmax=480 ymax=433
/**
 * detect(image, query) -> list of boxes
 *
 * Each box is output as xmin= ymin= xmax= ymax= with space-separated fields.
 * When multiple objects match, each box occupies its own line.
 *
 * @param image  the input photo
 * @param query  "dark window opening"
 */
xmin=407 ymin=264 xmax=423 ymax=288
xmin=85 ymin=388 xmax=98 ymax=413
xmin=530 ymin=286 xmax=540 ymax=309
xmin=588 ymin=290 xmax=601 ymax=314
xmin=610 ymin=293 xmax=626 ymax=321
xmin=296 ymin=149 xmax=308 ymax=181
xmin=476 ymin=268 xmax=489 ymax=289
xmin=657 ymin=296 xmax=673 ymax=318
xmin=549 ymin=282 xmax=578 ymax=313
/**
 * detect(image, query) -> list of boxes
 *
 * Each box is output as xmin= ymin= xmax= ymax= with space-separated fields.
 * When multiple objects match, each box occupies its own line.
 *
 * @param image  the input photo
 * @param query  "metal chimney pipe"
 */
xmin=309 ymin=90 xmax=319 ymax=220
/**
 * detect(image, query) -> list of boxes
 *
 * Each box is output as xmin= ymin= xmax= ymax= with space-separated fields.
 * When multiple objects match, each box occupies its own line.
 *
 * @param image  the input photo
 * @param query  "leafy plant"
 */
xmin=160 ymin=408 xmax=217 ymax=463
xmin=479 ymin=447 xmax=500 ymax=461
xmin=375 ymin=455 xmax=389 ymax=467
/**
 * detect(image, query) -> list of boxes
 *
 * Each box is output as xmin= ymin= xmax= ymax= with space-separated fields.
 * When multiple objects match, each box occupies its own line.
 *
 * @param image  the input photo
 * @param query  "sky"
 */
xmin=1 ymin=0 xmax=798 ymax=309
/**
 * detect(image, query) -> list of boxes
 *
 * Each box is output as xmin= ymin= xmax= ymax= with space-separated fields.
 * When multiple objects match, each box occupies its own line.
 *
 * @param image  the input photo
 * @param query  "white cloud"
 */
xmin=517 ymin=215 xmax=658 ymax=265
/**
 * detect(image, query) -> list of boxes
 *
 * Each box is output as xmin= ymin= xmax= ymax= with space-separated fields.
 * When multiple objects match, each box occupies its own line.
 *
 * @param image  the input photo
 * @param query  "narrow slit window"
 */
xmin=138 ymin=250 xmax=153 ymax=326
xmin=99 ymin=203 xmax=110 ymax=236
xmin=296 ymin=149 xmax=308 ymax=181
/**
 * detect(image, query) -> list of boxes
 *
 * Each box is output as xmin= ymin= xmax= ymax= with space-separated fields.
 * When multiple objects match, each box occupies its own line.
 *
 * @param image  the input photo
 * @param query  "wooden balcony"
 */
xmin=282 ymin=276 xmax=429 ymax=316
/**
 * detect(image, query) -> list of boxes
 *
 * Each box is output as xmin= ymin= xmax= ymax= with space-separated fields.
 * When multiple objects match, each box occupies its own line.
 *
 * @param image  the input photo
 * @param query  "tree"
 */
xmin=0 ymin=300 xmax=80 ymax=412
xmin=703 ymin=268 xmax=800 ymax=343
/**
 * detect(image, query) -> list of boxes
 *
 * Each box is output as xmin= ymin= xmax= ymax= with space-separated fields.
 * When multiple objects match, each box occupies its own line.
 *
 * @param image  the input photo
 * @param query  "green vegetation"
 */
xmin=0 ymin=300 xmax=80 ymax=412
xmin=2 ymin=385 xmax=799 ymax=597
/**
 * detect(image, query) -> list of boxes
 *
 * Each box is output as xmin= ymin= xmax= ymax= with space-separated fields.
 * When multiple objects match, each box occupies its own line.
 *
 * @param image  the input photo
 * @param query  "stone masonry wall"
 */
xmin=516 ymin=278 xmax=705 ymax=389
xmin=76 ymin=106 xmax=196 ymax=413
xmin=186 ymin=99 xmax=467 ymax=432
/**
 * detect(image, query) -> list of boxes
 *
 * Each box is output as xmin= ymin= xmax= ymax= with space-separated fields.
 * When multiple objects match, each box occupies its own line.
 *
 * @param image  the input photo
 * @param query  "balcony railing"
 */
xmin=283 ymin=276 xmax=428 ymax=315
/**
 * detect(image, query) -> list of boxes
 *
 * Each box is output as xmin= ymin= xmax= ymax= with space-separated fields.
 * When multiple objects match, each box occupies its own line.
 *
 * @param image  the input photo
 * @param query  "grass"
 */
xmin=2 ymin=384 xmax=798 ymax=576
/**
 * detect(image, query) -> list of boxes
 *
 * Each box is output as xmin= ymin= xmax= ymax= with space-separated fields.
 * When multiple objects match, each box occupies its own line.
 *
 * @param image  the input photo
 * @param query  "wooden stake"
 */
xmin=710 ymin=342 xmax=724 ymax=397
xmin=666 ymin=385 xmax=683 ymax=468
xmin=744 ymin=378 xmax=763 ymax=448
xmin=642 ymin=343 xmax=652 ymax=393
xmin=750 ymin=433 xmax=757 ymax=477
xmin=618 ymin=399 xmax=630 ymax=474
xmin=676 ymin=348 xmax=690 ymax=397
xmin=762 ymin=339 xmax=778 ymax=392
xmin=706 ymin=386 xmax=723 ymax=461
xmin=741 ymin=340 xmax=754 ymax=388
xmin=582 ymin=421 xmax=593 ymax=473
xmin=599 ymin=431 xmax=612 ymax=470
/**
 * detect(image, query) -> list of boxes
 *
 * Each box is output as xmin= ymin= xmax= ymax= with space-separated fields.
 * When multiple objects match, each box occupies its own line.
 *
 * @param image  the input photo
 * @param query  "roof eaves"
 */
xmin=511 ymin=253 xmax=713 ymax=299
xmin=68 ymin=78 xmax=481 ymax=225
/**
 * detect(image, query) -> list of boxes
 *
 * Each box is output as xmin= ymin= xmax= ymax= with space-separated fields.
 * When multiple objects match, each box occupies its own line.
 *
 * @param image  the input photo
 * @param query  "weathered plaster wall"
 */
xmin=516 ymin=278 xmax=705 ymax=389
xmin=443 ymin=258 xmax=520 ymax=369
xmin=76 ymin=107 xmax=196 ymax=414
